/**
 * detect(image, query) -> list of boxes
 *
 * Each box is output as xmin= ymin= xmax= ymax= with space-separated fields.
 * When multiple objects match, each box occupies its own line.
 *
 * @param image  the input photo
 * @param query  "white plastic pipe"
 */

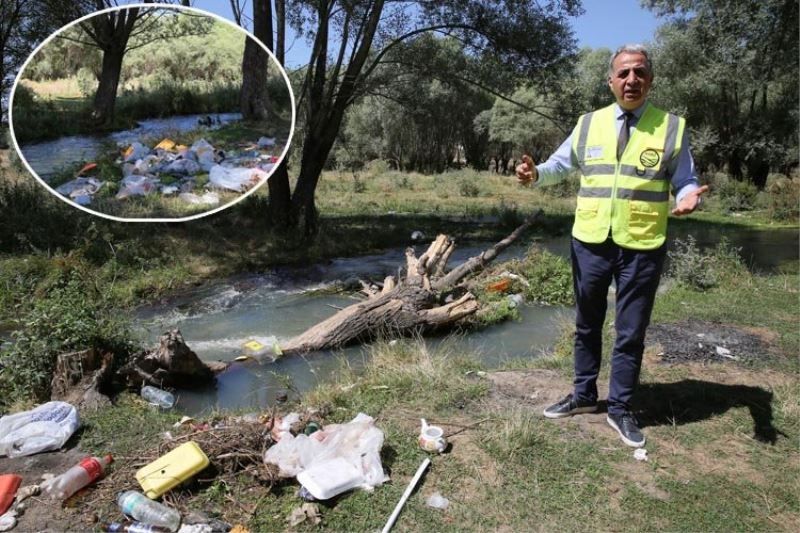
xmin=381 ymin=458 xmax=431 ymax=533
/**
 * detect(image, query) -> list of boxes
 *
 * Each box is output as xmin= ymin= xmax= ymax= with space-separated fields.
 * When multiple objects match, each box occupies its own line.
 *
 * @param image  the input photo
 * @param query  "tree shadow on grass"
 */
xmin=634 ymin=379 xmax=787 ymax=444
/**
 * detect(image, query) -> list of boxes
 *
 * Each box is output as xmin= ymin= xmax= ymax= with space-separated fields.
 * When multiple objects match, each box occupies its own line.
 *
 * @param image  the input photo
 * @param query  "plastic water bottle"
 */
xmin=117 ymin=491 xmax=181 ymax=532
xmin=102 ymin=521 xmax=172 ymax=533
xmin=42 ymin=455 xmax=113 ymax=500
xmin=140 ymin=386 xmax=176 ymax=409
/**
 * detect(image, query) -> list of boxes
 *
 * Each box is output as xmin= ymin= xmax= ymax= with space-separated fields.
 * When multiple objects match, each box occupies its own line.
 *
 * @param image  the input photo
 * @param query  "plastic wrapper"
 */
xmin=209 ymin=165 xmax=267 ymax=192
xmin=0 ymin=402 xmax=80 ymax=458
xmin=179 ymin=192 xmax=219 ymax=206
xmin=54 ymin=177 xmax=103 ymax=205
xmin=116 ymin=175 xmax=160 ymax=199
xmin=123 ymin=142 xmax=149 ymax=162
xmin=263 ymin=412 xmax=388 ymax=499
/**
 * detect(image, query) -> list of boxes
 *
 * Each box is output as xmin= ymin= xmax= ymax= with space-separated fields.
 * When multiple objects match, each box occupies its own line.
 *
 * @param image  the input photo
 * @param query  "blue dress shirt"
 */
xmin=535 ymin=102 xmax=700 ymax=203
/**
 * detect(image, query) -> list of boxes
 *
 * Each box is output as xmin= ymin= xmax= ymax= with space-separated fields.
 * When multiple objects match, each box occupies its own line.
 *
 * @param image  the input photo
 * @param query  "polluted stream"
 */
xmin=17 ymin=112 xmax=243 ymax=180
xmin=135 ymin=226 xmax=797 ymax=415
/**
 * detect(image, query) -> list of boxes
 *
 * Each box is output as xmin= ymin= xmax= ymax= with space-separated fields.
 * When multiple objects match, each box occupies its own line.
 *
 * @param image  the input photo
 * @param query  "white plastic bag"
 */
xmin=178 ymin=192 xmax=220 ymax=206
xmin=116 ymin=175 xmax=160 ymax=199
xmin=55 ymin=178 xmax=103 ymax=204
xmin=209 ymin=165 xmax=267 ymax=192
xmin=264 ymin=412 xmax=388 ymax=499
xmin=0 ymin=401 xmax=80 ymax=458
xmin=123 ymin=142 xmax=149 ymax=162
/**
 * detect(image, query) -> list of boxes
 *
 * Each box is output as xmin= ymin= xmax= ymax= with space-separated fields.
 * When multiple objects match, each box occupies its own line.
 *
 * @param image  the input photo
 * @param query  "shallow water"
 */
xmin=136 ymin=226 xmax=797 ymax=414
xmin=17 ymin=112 xmax=242 ymax=179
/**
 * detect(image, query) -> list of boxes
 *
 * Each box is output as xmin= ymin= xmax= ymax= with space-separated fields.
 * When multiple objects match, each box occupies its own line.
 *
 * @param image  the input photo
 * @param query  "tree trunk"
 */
xmin=279 ymin=212 xmax=541 ymax=354
xmin=267 ymin=161 xmax=293 ymax=228
xmin=239 ymin=0 xmax=271 ymax=121
xmin=92 ymin=44 xmax=125 ymax=126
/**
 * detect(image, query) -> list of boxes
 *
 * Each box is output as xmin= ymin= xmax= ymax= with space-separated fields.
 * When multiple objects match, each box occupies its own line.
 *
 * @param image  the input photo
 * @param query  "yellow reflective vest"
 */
xmin=571 ymin=103 xmax=685 ymax=250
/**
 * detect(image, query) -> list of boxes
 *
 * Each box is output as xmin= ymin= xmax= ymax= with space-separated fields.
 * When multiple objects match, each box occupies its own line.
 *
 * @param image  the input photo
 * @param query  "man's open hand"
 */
xmin=672 ymin=185 xmax=709 ymax=216
xmin=516 ymin=154 xmax=537 ymax=186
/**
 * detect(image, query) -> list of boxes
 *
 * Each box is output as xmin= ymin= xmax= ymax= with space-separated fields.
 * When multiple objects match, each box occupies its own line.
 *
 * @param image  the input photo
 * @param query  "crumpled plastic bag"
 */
xmin=116 ymin=175 xmax=160 ymax=199
xmin=123 ymin=142 xmax=149 ymax=162
xmin=0 ymin=402 xmax=80 ymax=458
xmin=209 ymin=165 xmax=267 ymax=192
xmin=258 ymin=136 xmax=276 ymax=147
xmin=164 ymin=158 xmax=201 ymax=175
xmin=55 ymin=177 xmax=103 ymax=205
xmin=263 ymin=413 xmax=388 ymax=499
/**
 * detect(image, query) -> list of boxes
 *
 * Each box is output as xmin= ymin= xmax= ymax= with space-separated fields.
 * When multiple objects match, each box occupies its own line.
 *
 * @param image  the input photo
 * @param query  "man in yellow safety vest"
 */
xmin=516 ymin=44 xmax=708 ymax=447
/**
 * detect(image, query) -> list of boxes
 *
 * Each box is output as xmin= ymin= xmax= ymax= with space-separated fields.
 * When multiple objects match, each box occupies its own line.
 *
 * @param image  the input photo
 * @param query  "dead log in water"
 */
xmin=280 ymin=211 xmax=542 ymax=355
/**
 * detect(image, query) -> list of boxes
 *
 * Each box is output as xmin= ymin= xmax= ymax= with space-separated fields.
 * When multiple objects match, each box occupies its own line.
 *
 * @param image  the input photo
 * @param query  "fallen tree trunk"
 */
xmin=281 ymin=211 xmax=541 ymax=354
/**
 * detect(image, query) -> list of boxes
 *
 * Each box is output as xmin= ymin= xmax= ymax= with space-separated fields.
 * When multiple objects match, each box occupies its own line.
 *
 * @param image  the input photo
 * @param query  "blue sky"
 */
xmin=194 ymin=0 xmax=663 ymax=67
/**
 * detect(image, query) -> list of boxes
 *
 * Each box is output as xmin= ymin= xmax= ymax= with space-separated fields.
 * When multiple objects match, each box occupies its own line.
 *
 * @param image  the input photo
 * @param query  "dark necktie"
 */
xmin=617 ymin=112 xmax=633 ymax=160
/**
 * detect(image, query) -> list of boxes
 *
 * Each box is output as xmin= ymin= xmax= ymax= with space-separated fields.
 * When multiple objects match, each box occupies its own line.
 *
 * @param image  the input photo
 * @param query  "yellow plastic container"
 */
xmin=135 ymin=441 xmax=210 ymax=499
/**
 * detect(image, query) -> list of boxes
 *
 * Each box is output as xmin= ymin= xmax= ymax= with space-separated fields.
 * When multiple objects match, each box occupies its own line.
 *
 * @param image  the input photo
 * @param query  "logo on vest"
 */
xmin=639 ymin=149 xmax=660 ymax=168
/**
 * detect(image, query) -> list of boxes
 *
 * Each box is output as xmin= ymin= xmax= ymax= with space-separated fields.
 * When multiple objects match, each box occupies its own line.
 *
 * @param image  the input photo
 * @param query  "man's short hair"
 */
xmin=608 ymin=44 xmax=653 ymax=76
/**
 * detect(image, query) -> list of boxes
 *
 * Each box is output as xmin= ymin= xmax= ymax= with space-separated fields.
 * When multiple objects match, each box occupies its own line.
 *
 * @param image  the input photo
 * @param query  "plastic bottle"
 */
xmin=117 ymin=491 xmax=181 ymax=532
xmin=140 ymin=386 xmax=176 ymax=409
xmin=42 ymin=455 xmax=113 ymax=500
xmin=102 ymin=521 xmax=172 ymax=533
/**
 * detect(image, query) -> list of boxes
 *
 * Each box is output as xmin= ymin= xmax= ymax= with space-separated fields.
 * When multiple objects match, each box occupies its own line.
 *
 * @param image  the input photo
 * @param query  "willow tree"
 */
xmin=248 ymin=0 xmax=582 ymax=235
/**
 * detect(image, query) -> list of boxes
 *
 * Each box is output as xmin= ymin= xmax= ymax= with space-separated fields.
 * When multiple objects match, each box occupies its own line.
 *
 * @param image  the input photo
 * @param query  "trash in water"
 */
xmin=242 ymin=337 xmax=282 ymax=359
xmin=410 ymin=230 xmax=425 ymax=241
xmin=140 ymin=385 xmax=175 ymax=409
xmin=136 ymin=441 xmax=209 ymax=499
xmin=287 ymin=503 xmax=321 ymax=527
xmin=0 ymin=401 xmax=81 ymax=458
xmin=425 ymin=491 xmax=450 ymax=510
xmin=117 ymin=491 xmax=181 ymax=532
xmin=264 ymin=412 xmax=388 ymax=500
xmin=633 ymin=448 xmax=648 ymax=461
xmin=0 ymin=475 xmax=21 ymax=516
xmin=41 ymin=454 xmax=113 ymax=500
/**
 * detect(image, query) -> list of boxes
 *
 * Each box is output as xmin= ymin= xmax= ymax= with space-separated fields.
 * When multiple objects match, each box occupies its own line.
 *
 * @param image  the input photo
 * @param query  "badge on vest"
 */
xmin=585 ymin=146 xmax=603 ymax=160
xmin=639 ymin=148 xmax=661 ymax=168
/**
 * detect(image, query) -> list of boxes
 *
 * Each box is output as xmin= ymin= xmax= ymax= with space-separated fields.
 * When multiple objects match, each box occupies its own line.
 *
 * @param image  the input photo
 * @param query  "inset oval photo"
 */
xmin=9 ymin=5 xmax=294 ymax=221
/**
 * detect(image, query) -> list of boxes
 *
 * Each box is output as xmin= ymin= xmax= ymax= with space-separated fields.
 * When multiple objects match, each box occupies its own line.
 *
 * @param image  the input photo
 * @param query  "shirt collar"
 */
xmin=615 ymin=101 xmax=648 ymax=120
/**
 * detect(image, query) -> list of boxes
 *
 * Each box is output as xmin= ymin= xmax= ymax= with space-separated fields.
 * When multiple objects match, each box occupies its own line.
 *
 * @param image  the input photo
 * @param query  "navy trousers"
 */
xmin=570 ymin=236 xmax=666 ymax=416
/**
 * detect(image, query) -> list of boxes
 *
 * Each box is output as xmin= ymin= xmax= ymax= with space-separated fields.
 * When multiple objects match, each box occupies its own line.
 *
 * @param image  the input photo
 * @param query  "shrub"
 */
xmin=517 ymin=247 xmax=574 ymax=305
xmin=0 ymin=270 xmax=136 ymax=409
xmin=714 ymin=175 xmax=759 ymax=211
xmin=763 ymin=175 xmax=800 ymax=222
xmin=667 ymin=235 xmax=745 ymax=290
xmin=459 ymin=177 xmax=481 ymax=197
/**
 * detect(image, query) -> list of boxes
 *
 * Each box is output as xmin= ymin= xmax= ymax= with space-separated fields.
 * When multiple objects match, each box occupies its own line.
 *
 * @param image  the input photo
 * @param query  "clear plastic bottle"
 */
xmin=102 ymin=521 xmax=172 ymax=533
xmin=42 ymin=454 xmax=113 ymax=500
xmin=140 ymin=386 xmax=176 ymax=409
xmin=117 ymin=491 xmax=181 ymax=532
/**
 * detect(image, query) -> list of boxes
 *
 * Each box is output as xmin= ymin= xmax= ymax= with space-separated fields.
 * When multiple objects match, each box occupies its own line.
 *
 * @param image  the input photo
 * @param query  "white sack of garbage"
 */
xmin=209 ymin=165 xmax=268 ymax=192
xmin=0 ymin=401 xmax=80 ymax=458
xmin=179 ymin=191 xmax=220 ymax=206
xmin=123 ymin=142 xmax=149 ymax=162
xmin=264 ymin=412 xmax=388 ymax=500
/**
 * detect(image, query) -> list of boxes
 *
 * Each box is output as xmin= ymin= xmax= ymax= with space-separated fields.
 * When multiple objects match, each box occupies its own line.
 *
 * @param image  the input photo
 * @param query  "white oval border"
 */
xmin=8 ymin=3 xmax=296 ymax=223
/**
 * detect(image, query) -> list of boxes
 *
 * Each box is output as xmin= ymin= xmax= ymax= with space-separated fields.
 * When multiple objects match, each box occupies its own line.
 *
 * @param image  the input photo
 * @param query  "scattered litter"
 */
xmin=507 ymin=293 xmax=524 ymax=308
xmin=178 ymin=192 xmax=220 ymax=206
xmin=77 ymin=162 xmax=98 ymax=175
xmin=229 ymin=525 xmax=249 ymax=533
xmin=270 ymin=413 xmax=301 ymax=442
xmin=55 ymin=177 xmax=104 ymax=205
xmin=257 ymin=136 xmax=276 ymax=147
xmin=118 ymin=490 xmax=181 ymax=532
xmin=41 ymin=454 xmax=113 ymax=500
xmin=13 ymin=485 xmax=38 ymax=505
xmin=242 ymin=337 xmax=282 ymax=359
xmin=287 ymin=503 xmax=321 ymax=527
xmin=209 ymin=165 xmax=267 ymax=192
xmin=123 ymin=142 xmax=149 ymax=162
xmin=141 ymin=385 xmax=176 ymax=409
xmin=715 ymin=346 xmax=734 ymax=358
xmin=0 ymin=401 xmax=80 ymax=458
xmin=161 ymin=185 xmax=180 ymax=195
xmin=177 ymin=524 xmax=213 ymax=533
xmin=500 ymin=271 xmax=530 ymax=287
xmin=136 ymin=441 xmax=210 ymax=499
xmin=173 ymin=416 xmax=195 ymax=427
xmin=116 ymin=175 xmax=160 ymax=199
xmin=233 ymin=355 xmax=253 ymax=362
xmin=487 ymin=278 xmax=510 ymax=293
xmin=425 ymin=491 xmax=450 ymax=510
xmin=388 ymin=339 xmax=399 ymax=346
xmin=634 ymin=448 xmax=648 ymax=462
xmin=381 ymin=458 xmax=430 ymax=533
xmin=0 ymin=510 xmax=17 ymax=532
xmin=0 ymin=475 xmax=21 ymax=516
xmin=418 ymin=419 xmax=447 ymax=454
xmin=155 ymin=138 xmax=176 ymax=151
xmin=264 ymin=412 xmax=388 ymax=500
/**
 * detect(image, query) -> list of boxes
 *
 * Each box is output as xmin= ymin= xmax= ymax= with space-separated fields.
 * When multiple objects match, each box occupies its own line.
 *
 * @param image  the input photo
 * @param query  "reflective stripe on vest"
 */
xmin=570 ymin=104 xmax=684 ymax=250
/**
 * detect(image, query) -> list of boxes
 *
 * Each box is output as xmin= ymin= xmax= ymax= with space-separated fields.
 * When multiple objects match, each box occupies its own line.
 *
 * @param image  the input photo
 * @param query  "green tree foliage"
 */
xmin=645 ymin=0 xmax=799 ymax=186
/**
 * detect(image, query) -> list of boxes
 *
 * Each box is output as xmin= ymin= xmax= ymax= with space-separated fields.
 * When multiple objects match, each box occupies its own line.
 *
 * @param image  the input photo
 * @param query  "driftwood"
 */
xmin=280 ymin=211 xmax=542 ymax=355
xmin=50 ymin=348 xmax=115 ymax=410
xmin=119 ymin=329 xmax=221 ymax=389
